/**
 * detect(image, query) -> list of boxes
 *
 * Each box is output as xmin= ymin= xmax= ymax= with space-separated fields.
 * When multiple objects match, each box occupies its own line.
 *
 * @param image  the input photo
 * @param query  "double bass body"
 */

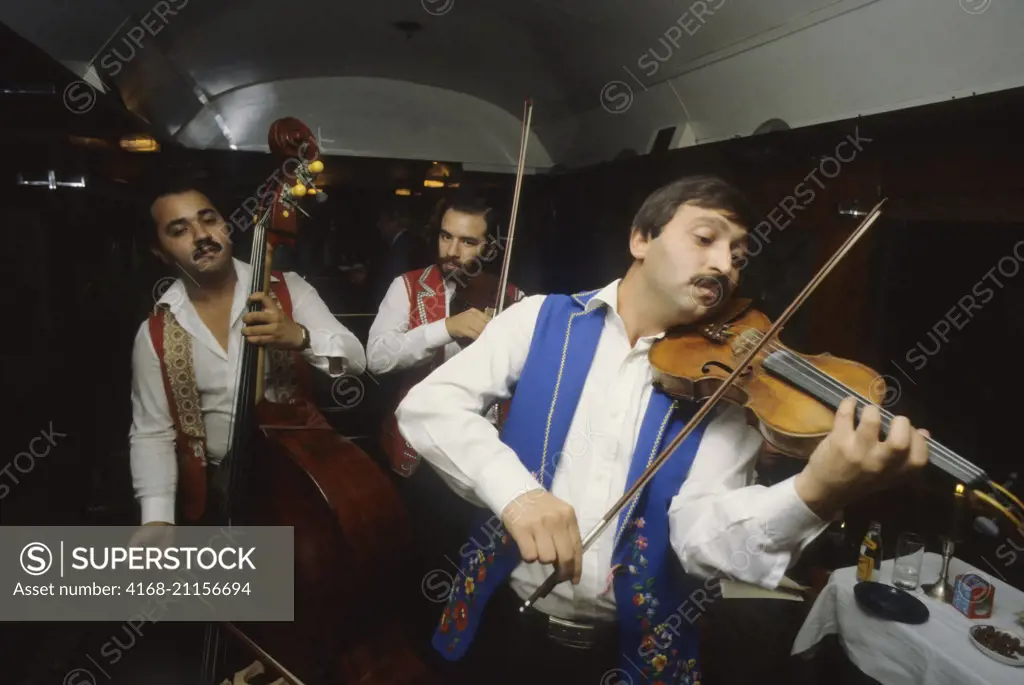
xmin=231 ymin=399 xmax=430 ymax=684
xmin=207 ymin=117 xmax=433 ymax=685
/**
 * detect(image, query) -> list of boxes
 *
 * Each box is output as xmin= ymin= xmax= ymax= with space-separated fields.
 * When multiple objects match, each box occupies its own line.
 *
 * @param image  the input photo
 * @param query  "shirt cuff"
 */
xmin=475 ymin=457 xmax=544 ymax=520
xmin=422 ymin=319 xmax=454 ymax=350
xmin=764 ymin=476 xmax=832 ymax=547
xmin=140 ymin=496 xmax=176 ymax=525
xmin=305 ymin=327 xmax=335 ymax=358
xmin=303 ymin=328 xmax=351 ymax=376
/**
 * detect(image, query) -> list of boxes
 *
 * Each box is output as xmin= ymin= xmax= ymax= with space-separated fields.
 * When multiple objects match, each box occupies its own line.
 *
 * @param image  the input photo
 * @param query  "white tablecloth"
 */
xmin=791 ymin=552 xmax=1024 ymax=685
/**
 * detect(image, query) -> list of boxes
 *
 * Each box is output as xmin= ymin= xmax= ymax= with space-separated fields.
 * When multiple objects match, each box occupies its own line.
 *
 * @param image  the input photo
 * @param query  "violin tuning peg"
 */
xmin=308 ymin=160 xmax=324 ymax=174
xmin=291 ymin=183 xmax=307 ymax=197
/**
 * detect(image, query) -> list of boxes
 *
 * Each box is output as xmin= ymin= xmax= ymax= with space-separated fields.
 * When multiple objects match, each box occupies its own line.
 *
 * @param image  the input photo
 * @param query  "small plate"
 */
xmin=853 ymin=581 xmax=930 ymax=624
xmin=968 ymin=625 xmax=1024 ymax=667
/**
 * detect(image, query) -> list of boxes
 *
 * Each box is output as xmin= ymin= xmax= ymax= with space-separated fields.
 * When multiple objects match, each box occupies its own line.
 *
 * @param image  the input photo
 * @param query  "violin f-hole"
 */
xmin=701 ymin=360 xmax=753 ymax=379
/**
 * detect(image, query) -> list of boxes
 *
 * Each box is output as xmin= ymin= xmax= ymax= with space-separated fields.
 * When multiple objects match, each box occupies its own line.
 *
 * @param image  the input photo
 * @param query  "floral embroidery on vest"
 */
xmin=627 ymin=514 xmax=701 ymax=685
xmin=437 ymin=535 xmax=507 ymax=652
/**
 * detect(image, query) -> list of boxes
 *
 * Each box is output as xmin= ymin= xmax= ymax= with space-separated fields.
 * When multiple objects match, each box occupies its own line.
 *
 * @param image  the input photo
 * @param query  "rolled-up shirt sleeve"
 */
xmin=128 ymin=322 xmax=178 ymax=525
xmin=396 ymin=295 xmax=546 ymax=515
xmin=669 ymin=404 xmax=831 ymax=589
xmin=283 ymin=272 xmax=366 ymax=377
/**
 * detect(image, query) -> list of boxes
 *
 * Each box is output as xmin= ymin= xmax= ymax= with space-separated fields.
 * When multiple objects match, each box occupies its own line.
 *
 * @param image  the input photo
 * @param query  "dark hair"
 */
xmin=427 ymin=187 xmax=497 ymax=240
xmin=138 ymin=169 xmax=220 ymax=245
xmin=631 ymin=174 xmax=757 ymax=240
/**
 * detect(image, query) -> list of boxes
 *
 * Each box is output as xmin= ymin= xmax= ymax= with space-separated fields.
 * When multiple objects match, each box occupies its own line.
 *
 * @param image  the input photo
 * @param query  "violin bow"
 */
xmin=521 ymin=198 xmax=889 ymax=611
xmin=493 ymin=98 xmax=533 ymax=315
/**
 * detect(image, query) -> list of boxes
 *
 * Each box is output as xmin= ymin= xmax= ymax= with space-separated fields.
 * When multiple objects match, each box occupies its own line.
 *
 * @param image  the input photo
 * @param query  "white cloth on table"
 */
xmin=792 ymin=552 xmax=1024 ymax=685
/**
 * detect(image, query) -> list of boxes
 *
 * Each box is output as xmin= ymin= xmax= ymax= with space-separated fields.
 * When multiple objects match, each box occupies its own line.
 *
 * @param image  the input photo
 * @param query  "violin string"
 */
xmin=773 ymin=349 xmax=983 ymax=483
xmin=732 ymin=329 xmax=986 ymax=483
xmin=759 ymin=339 xmax=985 ymax=483
xmin=770 ymin=338 xmax=984 ymax=482
xmin=777 ymin=349 xmax=986 ymax=482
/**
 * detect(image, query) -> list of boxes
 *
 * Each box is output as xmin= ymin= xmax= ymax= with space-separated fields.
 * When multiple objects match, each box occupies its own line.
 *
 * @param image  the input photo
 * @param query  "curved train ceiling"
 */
xmin=2 ymin=0 xmax=1022 ymax=171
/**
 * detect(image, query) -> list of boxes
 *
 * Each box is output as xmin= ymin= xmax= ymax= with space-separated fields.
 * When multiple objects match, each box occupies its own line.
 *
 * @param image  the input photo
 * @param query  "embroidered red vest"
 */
xmin=381 ymin=265 xmax=522 ymax=477
xmin=147 ymin=272 xmax=313 ymax=523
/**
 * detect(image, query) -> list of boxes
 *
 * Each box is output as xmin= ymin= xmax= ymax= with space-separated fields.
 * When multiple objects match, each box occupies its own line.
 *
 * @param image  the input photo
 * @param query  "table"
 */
xmin=792 ymin=552 xmax=1024 ymax=685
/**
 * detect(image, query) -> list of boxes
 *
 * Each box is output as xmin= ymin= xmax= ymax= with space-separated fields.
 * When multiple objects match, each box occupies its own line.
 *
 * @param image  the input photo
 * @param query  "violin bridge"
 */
xmin=731 ymin=328 xmax=761 ymax=358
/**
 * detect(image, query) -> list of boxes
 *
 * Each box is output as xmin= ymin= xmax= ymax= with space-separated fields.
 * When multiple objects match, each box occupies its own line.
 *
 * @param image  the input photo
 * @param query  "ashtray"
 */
xmin=853 ymin=581 xmax=929 ymax=624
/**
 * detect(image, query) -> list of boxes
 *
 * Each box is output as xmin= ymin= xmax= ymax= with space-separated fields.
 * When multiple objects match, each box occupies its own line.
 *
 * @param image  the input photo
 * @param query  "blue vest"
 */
xmin=433 ymin=289 xmax=712 ymax=685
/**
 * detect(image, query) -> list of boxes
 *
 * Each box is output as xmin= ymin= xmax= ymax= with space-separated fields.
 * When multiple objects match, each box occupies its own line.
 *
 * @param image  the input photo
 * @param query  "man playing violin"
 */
xmin=366 ymin=189 xmax=527 ymax=647
xmin=396 ymin=175 xmax=929 ymax=685
xmin=367 ymin=189 xmax=525 ymax=478
xmin=128 ymin=174 xmax=365 ymax=535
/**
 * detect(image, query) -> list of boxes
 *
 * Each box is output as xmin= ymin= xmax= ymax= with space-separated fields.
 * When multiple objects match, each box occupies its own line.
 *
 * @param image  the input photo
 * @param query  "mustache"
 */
xmin=192 ymin=240 xmax=223 ymax=259
xmin=690 ymin=273 xmax=733 ymax=293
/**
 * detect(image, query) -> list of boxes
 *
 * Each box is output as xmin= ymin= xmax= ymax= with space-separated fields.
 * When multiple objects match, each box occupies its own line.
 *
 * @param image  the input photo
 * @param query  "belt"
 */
xmin=495 ymin=585 xmax=619 ymax=651
xmin=523 ymin=610 xmax=619 ymax=650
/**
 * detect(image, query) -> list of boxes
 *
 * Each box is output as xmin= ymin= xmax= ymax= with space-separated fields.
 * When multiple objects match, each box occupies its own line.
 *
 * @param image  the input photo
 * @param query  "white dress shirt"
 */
xmin=366 ymin=274 xmax=462 ymax=375
xmin=396 ymin=279 xmax=830 ymax=622
xmin=129 ymin=258 xmax=365 ymax=525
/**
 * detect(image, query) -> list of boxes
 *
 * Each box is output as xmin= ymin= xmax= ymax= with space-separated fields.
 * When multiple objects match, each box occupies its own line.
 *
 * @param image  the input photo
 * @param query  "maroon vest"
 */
xmin=147 ymin=272 xmax=312 ymax=522
xmin=380 ymin=265 xmax=521 ymax=477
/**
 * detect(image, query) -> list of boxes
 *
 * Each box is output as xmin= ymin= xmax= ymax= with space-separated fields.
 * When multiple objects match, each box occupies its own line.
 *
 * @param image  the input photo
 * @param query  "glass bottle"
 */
xmin=856 ymin=521 xmax=883 ymax=582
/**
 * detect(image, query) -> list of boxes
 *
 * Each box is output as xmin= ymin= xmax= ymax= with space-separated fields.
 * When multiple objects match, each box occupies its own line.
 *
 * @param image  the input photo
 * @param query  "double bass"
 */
xmin=200 ymin=118 xmax=433 ymax=685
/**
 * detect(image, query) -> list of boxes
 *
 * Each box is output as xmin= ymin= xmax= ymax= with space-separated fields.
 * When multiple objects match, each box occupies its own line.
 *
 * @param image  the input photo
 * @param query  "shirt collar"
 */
xmin=156 ymin=257 xmax=279 ymax=315
xmin=586 ymin=278 xmax=666 ymax=344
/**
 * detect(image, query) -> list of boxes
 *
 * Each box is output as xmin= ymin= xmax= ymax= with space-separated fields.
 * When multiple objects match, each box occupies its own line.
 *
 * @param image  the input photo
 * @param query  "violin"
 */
xmin=521 ymin=198 xmax=1023 ymax=612
xmin=449 ymin=270 xmax=505 ymax=317
xmin=448 ymin=271 xmax=521 ymax=347
xmin=648 ymin=298 xmax=1023 ymax=525
xmin=201 ymin=117 xmax=432 ymax=685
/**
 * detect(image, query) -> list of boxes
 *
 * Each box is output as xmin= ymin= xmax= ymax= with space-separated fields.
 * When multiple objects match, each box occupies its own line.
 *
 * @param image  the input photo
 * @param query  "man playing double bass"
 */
xmin=396 ymin=175 xmax=930 ymax=684
xmin=128 ymin=174 xmax=365 ymax=532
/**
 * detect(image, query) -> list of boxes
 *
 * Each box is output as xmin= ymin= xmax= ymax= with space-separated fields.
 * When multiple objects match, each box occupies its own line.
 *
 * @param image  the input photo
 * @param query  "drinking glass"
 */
xmin=893 ymin=532 xmax=926 ymax=590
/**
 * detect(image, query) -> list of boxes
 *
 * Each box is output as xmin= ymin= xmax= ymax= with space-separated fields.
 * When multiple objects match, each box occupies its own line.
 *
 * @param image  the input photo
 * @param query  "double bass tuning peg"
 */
xmin=307 ymin=160 xmax=324 ymax=174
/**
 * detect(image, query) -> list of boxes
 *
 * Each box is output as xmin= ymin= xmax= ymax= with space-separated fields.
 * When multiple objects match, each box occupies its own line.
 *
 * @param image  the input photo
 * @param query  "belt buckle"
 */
xmin=546 ymin=615 xmax=597 ymax=650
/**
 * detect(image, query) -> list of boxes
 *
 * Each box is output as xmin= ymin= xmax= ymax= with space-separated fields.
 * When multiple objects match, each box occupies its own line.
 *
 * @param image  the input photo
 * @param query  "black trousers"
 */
xmin=426 ymin=583 xmax=620 ymax=685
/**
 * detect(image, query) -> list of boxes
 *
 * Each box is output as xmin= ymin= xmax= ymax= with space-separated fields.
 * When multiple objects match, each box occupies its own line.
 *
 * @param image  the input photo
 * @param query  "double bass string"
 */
xmin=223 ymin=206 xmax=272 ymax=518
xmin=201 ymin=200 xmax=272 ymax=684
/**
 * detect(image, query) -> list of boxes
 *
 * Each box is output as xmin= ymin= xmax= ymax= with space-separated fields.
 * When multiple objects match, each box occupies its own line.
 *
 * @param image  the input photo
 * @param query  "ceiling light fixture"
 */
xmin=16 ymin=171 xmax=86 ymax=190
xmin=119 ymin=134 xmax=160 ymax=152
